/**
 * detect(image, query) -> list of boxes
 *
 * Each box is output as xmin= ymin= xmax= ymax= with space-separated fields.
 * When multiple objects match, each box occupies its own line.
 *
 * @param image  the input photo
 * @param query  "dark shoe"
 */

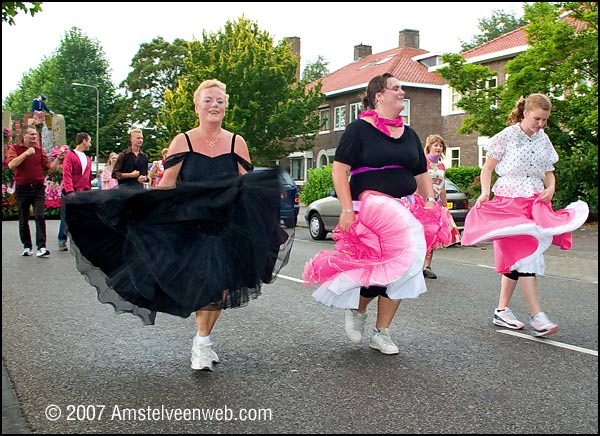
xmin=423 ymin=267 xmax=437 ymax=279
xmin=57 ymin=242 xmax=68 ymax=251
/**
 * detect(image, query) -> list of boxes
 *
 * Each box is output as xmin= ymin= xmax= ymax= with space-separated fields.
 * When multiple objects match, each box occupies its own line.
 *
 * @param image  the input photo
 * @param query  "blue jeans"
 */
xmin=58 ymin=192 xmax=68 ymax=245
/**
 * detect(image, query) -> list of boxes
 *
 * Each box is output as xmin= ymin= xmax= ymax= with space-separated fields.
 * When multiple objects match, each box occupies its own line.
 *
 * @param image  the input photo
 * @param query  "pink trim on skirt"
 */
xmin=461 ymin=195 xmax=588 ymax=274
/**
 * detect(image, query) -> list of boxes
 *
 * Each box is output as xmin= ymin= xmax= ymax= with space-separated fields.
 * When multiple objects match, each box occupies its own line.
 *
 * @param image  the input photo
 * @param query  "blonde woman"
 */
xmin=101 ymin=152 xmax=119 ymax=190
xmin=422 ymin=134 xmax=461 ymax=279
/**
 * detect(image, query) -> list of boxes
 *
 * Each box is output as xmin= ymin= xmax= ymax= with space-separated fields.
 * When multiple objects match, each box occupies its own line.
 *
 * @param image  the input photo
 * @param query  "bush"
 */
xmin=299 ymin=164 xmax=334 ymax=205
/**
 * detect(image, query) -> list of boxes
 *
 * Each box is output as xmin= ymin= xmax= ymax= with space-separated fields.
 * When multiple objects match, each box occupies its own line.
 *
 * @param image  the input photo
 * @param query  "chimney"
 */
xmin=398 ymin=29 xmax=419 ymax=49
xmin=284 ymin=36 xmax=301 ymax=80
xmin=354 ymin=43 xmax=372 ymax=61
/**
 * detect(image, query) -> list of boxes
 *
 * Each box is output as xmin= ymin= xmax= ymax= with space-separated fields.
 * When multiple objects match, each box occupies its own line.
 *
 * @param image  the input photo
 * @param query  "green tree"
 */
xmin=3 ymin=27 xmax=125 ymax=160
xmin=302 ymin=55 xmax=330 ymax=82
xmin=438 ymin=2 xmax=598 ymax=214
xmin=461 ymin=9 xmax=528 ymax=51
xmin=159 ymin=17 xmax=324 ymax=165
xmin=120 ymin=37 xmax=191 ymax=155
xmin=2 ymin=2 xmax=42 ymax=25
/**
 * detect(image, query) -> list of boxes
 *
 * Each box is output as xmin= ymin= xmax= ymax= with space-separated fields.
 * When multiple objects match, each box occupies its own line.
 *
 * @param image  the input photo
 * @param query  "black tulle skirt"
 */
xmin=65 ymin=169 xmax=293 ymax=325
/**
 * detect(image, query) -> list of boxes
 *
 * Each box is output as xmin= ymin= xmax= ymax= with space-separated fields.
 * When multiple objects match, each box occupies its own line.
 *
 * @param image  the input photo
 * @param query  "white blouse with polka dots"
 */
xmin=485 ymin=124 xmax=558 ymax=198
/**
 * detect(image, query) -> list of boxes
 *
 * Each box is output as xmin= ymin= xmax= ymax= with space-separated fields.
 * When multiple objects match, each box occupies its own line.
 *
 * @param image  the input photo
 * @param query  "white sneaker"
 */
xmin=191 ymin=342 xmax=217 ymax=371
xmin=344 ymin=309 xmax=367 ymax=344
xmin=530 ymin=312 xmax=559 ymax=337
xmin=368 ymin=328 xmax=399 ymax=355
xmin=22 ymin=248 xmax=33 ymax=256
xmin=36 ymin=248 xmax=50 ymax=257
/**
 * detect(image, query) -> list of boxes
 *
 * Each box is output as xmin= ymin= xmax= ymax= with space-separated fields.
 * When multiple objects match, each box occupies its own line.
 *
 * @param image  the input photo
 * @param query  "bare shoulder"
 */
xmin=167 ymin=132 xmax=190 ymax=154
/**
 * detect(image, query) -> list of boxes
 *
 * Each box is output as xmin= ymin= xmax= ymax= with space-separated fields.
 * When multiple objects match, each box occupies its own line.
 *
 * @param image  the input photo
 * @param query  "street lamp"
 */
xmin=71 ymin=82 xmax=99 ymax=174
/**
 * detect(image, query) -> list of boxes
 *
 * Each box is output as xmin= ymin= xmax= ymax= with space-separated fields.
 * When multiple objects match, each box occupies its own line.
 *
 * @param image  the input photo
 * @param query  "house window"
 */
xmin=319 ymin=153 xmax=329 ymax=167
xmin=451 ymin=87 xmax=461 ymax=112
xmin=485 ymin=77 xmax=498 ymax=109
xmin=319 ymin=108 xmax=330 ymax=133
xmin=447 ymin=147 xmax=460 ymax=167
xmin=349 ymin=102 xmax=362 ymax=122
xmin=401 ymin=99 xmax=410 ymax=126
xmin=334 ymin=105 xmax=346 ymax=131
xmin=478 ymin=145 xmax=488 ymax=168
xmin=290 ymin=158 xmax=304 ymax=180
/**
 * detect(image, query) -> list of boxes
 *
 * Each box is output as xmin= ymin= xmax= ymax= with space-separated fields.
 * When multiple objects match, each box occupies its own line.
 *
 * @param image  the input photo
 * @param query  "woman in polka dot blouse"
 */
xmin=461 ymin=93 xmax=589 ymax=337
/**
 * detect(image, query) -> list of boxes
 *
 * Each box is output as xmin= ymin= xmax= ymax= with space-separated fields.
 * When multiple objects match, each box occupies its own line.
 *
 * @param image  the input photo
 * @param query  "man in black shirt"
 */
xmin=112 ymin=128 xmax=149 ymax=189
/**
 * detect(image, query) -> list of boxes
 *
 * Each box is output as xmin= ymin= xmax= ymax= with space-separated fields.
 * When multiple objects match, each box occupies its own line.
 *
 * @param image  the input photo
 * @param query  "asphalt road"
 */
xmin=2 ymin=219 xmax=597 ymax=434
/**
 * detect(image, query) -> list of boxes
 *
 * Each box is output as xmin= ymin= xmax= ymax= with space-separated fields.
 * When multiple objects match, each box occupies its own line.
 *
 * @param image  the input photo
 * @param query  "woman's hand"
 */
xmin=475 ymin=193 xmax=489 ymax=208
xmin=337 ymin=210 xmax=355 ymax=232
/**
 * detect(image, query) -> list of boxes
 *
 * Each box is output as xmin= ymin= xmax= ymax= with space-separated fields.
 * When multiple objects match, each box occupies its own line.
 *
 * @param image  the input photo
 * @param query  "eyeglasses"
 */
xmin=385 ymin=86 xmax=402 ymax=92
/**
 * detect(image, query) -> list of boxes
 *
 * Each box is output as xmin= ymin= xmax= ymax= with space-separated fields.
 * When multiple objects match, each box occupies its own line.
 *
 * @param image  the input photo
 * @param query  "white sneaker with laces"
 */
xmin=22 ymin=248 xmax=33 ymax=256
xmin=35 ymin=248 xmax=50 ymax=257
xmin=493 ymin=308 xmax=525 ymax=329
xmin=191 ymin=342 xmax=218 ymax=371
xmin=530 ymin=312 xmax=559 ymax=337
xmin=344 ymin=309 xmax=367 ymax=344
xmin=368 ymin=328 xmax=399 ymax=355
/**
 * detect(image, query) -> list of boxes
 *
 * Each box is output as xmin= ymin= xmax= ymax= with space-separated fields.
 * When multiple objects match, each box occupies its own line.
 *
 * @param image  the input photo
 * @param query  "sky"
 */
xmin=2 ymin=2 xmax=525 ymax=102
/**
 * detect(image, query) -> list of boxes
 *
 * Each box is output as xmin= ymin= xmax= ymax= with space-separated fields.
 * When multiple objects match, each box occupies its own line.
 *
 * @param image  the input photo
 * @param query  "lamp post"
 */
xmin=71 ymin=82 xmax=99 ymax=173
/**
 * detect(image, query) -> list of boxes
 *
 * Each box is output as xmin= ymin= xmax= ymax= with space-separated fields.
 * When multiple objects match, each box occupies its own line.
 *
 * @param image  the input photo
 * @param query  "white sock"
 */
xmin=194 ymin=334 xmax=211 ymax=345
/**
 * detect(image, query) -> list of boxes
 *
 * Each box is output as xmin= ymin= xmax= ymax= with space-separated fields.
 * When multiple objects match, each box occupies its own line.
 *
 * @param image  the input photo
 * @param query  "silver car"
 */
xmin=305 ymin=178 xmax=470 ymax=240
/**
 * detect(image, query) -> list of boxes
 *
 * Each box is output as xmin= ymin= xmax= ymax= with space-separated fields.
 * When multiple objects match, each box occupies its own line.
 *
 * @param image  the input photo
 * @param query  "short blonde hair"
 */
xmin=425 ymin=134 xmax=447 ymax=156
xmin=193 ymin=79 xmax=229 ymax=107
xmin=130 ymin=128 xmax=143 ymax=138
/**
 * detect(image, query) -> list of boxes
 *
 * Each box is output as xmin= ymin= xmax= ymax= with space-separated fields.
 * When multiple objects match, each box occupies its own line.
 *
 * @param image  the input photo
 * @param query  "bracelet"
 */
xmin=426 ymin=197 xmax=436 ymax=202
xmin=341 ymin=209 xmax=355 ymax=213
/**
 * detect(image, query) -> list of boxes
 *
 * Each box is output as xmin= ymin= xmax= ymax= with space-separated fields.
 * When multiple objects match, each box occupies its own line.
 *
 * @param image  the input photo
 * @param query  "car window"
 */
xmin=278 ymin=171 xmax=296 ymax=188
xmin=445 ymin=178 xmax=462 ymax=193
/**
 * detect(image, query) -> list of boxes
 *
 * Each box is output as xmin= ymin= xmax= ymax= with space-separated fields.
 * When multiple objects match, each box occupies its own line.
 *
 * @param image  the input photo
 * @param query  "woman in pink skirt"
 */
xmin=461 ymin=93 xmax=588 ymax=337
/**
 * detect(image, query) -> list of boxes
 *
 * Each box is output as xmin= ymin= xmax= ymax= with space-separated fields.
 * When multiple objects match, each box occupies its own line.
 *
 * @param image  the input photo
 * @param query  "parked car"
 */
xmin=254 ymin=167 xmax=300 ymax=228
xmin=305 ymin=178 xmax=470 ymax=240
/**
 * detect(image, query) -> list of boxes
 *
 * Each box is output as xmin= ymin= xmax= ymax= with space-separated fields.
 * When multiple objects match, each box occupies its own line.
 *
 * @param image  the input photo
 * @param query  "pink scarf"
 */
xmin=358 ymin=110 xmax=404 ymax=136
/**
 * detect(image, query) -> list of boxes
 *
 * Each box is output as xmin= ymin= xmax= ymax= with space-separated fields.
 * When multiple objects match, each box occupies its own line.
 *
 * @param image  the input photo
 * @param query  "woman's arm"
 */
xmin=331 ymin=161 xmax=354 ymax=230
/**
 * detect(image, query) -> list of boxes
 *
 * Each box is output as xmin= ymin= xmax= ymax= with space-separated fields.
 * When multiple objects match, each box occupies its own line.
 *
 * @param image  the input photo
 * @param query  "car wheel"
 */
xmin=308 ymin=213 xmax=327 ymax=240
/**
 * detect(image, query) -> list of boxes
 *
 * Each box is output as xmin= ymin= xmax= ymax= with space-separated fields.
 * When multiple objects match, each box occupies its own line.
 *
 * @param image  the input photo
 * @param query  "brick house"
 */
xmin=285 ymin=28 xmax=529 ymax=187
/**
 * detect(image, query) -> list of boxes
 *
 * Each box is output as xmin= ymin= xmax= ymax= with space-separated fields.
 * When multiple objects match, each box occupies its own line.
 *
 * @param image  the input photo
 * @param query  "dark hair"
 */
xmin=361 ymin=73 xmax=395 ymax=110
xmin=75 ymin=132 xmax=90 ymax=145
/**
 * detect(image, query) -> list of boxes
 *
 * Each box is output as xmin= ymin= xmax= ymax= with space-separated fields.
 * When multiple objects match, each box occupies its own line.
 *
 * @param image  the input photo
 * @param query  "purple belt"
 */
xmin=349 ymin=165 xmax=404 ymax=176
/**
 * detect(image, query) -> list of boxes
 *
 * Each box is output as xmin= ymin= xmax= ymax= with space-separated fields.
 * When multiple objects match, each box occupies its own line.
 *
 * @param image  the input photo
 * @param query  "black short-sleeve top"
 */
xmin=334 ymin=119 xmax=427 ymax=200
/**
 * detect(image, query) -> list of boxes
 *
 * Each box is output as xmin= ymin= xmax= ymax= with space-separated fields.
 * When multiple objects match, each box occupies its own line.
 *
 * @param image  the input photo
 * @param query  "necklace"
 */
xmin=202 ymin=129 xmax=222 ymax=148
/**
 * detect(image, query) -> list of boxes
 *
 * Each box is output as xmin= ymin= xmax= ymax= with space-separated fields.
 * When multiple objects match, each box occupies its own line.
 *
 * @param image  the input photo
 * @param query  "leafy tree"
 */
xmin=120 ymin=37 xmax=191 ymax=154
xmin=461 ymin=9 xmax=528 ymax=51
xmin=3 ymin=27 xmax=122 ymax=160
xmin=438 ymin=2 xmax=598 ymax=214
xmin=302 ymin=55 xmax=330 ymax=82
xmin=159 ymin=17 xmax=324 ymax=165
xmin=2 ymin=2 xmax=42 ymax=25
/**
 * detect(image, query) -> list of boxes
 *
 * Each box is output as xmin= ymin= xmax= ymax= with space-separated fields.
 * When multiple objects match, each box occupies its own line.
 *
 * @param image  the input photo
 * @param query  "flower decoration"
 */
xmin=33 ymin=111 xmax=46 ymax=125
xmin=50 ymin=145 xmax=70 ymax=162
xmin=3 ymin=127 xmax=13 ymax=144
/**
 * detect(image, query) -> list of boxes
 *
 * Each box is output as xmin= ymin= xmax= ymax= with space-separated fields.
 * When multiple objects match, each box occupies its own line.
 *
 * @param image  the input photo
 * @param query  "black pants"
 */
xmin=15 ymin=183 xmax=47 ymax=250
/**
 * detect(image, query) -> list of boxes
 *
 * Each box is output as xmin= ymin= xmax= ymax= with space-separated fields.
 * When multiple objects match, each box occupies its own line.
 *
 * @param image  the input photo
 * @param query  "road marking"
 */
xmin=276 ymin=275 xmax=598 ymax=357
xmin=497 ymin=330 xmax=598 ymax=356
xmin=277 ymin=274 xmax=304 ymax=284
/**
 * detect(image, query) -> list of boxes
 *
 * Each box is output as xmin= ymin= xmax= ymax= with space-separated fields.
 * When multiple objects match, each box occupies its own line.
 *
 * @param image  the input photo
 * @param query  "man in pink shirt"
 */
xmin=58 ymin=132 xmax=92 ymax=251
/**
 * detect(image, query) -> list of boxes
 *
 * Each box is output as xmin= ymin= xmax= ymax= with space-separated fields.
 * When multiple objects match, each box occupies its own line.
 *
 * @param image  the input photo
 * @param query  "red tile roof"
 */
xmin=462 ymin=26 xmax=528 ymax=59
xmin=313 ymin=46 xmax=446 ymax=95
